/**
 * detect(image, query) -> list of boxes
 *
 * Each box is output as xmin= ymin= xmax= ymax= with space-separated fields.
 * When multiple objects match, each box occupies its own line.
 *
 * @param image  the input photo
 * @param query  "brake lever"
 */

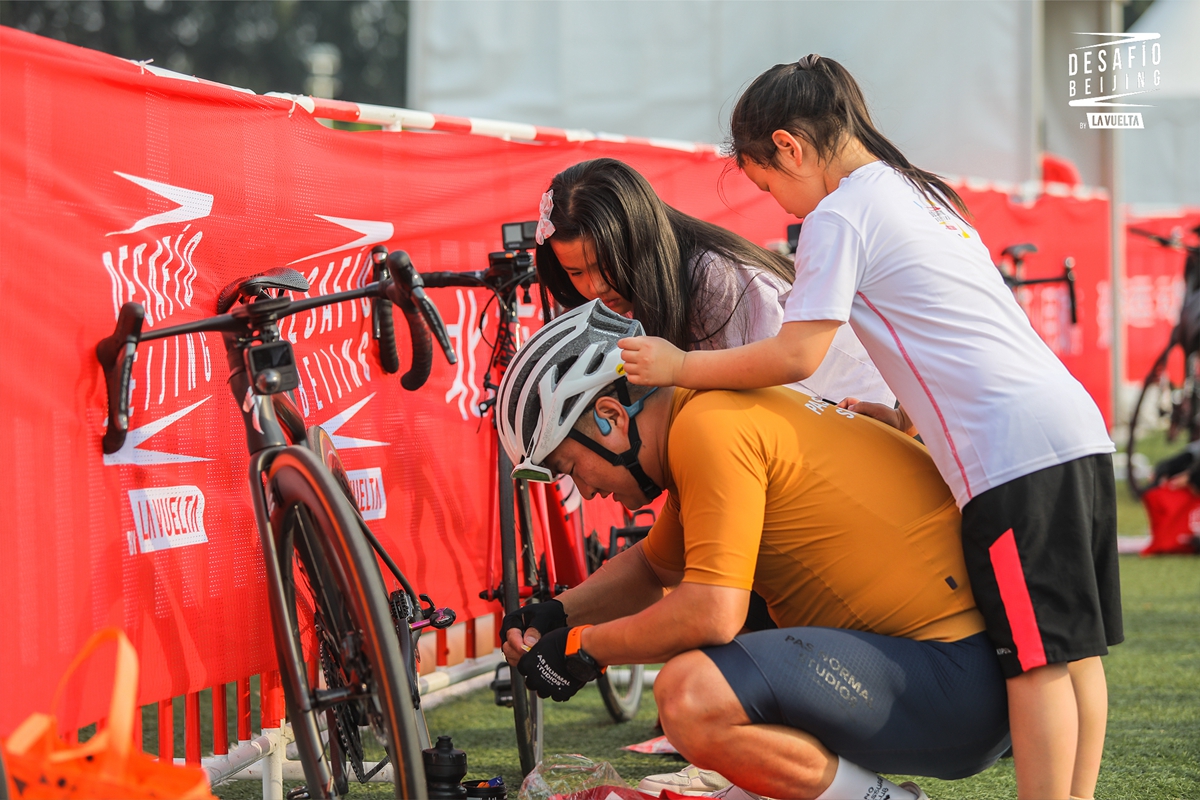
xmin=390 ymin=253 xmax=457 ymax=366
xmin=96 ymin=303 xmax=145 ymax=454
xmin=410 ymin=284 xmax=457 ymax=365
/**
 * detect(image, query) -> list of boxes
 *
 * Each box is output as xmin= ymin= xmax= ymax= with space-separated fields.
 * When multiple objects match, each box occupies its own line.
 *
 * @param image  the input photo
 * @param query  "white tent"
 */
xmin=408 ymin=0 xmax=1042 ymax=185
xmin=1125 ymin=0 xmax=1200 ymax=209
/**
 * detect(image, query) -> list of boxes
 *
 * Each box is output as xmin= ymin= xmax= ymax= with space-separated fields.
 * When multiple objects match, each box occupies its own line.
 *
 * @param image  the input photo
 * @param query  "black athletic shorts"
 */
xmin=703 ymin=629 xmax=1010 ymax=780
xmin=961 ymin=453 xmax=1124 ymax=678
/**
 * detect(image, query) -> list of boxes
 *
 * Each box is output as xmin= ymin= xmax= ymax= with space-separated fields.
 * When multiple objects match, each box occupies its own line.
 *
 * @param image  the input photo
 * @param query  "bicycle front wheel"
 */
xmin=597 ymin=664 xmax=645 ymax=722
xmin=267 ymin=446 xmax=426 ymax=799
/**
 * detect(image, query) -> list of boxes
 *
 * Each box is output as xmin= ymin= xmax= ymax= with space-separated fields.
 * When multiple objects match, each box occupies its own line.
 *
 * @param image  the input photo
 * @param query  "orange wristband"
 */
xmin=565 ymin=625 xmax=606 ymax=674
xmin=565 ymin=624 xmax=592 ymax=656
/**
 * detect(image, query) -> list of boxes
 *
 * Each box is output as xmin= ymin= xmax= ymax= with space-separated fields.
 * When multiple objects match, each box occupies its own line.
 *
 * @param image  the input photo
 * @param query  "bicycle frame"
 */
xmin=996 ymin=243 xmax=1079 ymax=325
xmin=419 ymin=258 xmax=553 ymax=605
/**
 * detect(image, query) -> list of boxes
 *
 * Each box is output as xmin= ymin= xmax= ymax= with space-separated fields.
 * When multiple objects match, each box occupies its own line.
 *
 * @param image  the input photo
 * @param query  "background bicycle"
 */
xmin=417 ymin=223 xmax=653 ymax=775
xmin=1124 ymin=225 xmax=1200 ymax=499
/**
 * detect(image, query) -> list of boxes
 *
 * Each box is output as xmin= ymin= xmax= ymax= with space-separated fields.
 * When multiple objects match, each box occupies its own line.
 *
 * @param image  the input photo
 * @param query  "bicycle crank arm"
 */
xmin=411 ymin=607 xmax=457 ymax=631
xmin=311 ymin=683 xmax=371 ymax=712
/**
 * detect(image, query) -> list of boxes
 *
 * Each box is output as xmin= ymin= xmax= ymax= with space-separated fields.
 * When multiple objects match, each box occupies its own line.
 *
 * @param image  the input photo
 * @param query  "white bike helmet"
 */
xmin=497 ymin=299 xmax=662 ymax=499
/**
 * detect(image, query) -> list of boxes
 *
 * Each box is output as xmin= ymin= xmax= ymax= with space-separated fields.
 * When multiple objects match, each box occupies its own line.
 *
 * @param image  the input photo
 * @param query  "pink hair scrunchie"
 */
xmin=535 ymin=190 xmax=556 ymax=245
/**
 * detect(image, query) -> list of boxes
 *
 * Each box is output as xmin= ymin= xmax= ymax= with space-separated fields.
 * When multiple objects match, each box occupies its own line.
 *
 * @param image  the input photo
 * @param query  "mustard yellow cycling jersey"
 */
xmin=643 ymin=388 xmax=985 ymax=642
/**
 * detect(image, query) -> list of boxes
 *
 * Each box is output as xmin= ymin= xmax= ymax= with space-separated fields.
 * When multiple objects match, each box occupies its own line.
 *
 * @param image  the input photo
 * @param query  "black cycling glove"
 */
xmin=500 ymin=599 xmax=567 ymax=644
xmin=517 ymin=627 xmax=587 ymax=702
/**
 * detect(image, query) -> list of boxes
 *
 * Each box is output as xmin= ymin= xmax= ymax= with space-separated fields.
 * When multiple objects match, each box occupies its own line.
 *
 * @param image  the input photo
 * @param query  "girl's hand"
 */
xmin=618 ymin=336 xmax=686 ymax=386
xmin=837 ymin=397 xmax=919 ymax=437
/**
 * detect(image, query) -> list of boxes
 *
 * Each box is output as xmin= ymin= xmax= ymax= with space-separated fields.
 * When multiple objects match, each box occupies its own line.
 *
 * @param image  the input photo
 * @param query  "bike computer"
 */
xmin=245 ymin=340 xmax=301 ymax=394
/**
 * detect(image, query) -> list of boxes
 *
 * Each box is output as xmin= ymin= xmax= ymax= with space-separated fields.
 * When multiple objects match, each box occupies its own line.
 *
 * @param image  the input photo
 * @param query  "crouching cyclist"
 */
xmin=498 ymin=300 xmax=1010 ymax=800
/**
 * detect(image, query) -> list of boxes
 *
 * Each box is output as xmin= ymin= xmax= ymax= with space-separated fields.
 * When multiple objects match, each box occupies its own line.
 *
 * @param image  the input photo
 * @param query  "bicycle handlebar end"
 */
xmin=96 ymin=302 xmax=146 ymax=454
xmin=1064 ymin=257 xmax=1078 ymax=325
xmin=385 ymin=251 xmax=458 ymax=389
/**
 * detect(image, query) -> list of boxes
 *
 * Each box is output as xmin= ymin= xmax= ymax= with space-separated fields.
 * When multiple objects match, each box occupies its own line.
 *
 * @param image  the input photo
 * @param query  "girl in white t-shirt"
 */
xmin=620 ymin=56 xmax=1119 ymax=800
xmin=533 ymin=157 xmax=893 ymax=405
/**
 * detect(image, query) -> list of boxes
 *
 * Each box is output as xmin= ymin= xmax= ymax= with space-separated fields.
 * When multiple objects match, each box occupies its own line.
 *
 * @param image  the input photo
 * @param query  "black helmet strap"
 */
xmin=565 ymin=379 xmax=663 ymax=502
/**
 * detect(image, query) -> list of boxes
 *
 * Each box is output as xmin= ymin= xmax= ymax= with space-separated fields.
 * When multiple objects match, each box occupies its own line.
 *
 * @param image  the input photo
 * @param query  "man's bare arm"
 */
xmin=580 ymin=582 xmax=750 ymax=666
xmin=557 ymin=542 xmax=668 ymax=624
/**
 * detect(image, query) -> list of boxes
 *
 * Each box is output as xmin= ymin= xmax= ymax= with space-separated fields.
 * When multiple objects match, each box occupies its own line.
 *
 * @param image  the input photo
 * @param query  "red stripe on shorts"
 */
xmin=989 ymin=529 xmax=1047 ymax=672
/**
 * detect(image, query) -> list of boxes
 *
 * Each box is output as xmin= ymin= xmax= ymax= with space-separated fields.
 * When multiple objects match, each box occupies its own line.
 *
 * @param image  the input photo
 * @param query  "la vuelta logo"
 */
xmin=1068 ymin=32 xmax=1161 ymax=129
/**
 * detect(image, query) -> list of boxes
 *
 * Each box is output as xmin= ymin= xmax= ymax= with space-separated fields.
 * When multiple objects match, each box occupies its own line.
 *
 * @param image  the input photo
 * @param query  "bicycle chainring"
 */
xmin=319 ymin=635 xmax=366 ymax=783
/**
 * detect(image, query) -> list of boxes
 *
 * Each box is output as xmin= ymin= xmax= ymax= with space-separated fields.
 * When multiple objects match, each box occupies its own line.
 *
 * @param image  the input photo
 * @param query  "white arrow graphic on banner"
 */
xmin=107 ymin=172 xmax=214 ymax=235
xmin=103 ymin=396 xmax=213 ymax=466
xmin=288 ymin=216 xmax=394 ymax=265
xmin=319 ymin=392 xmax=388 ymax=450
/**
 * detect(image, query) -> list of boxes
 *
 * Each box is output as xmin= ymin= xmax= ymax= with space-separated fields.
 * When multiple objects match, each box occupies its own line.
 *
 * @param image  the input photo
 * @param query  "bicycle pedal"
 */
xmin=490 ymin=663 xmax=514 ymax=707
xmin=286 ymin=786 xmax=311 ymax=800
xmin=428 ymin=606 xmax=457 ymax=629
xmin=415 ymin=594 xmax=457 ymax=630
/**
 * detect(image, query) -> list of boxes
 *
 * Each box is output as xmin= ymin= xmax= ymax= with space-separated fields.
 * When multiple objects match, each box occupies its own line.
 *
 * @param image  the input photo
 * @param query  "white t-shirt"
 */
xmin=782 ymin=161 xmax=1113 ymax=508
xmin=687 ymin=251 xmax=895 ymax=405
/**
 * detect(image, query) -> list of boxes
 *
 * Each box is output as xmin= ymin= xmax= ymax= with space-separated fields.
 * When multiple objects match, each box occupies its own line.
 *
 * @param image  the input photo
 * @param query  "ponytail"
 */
xmin=729 ymin=55 xmax=970 ymax=221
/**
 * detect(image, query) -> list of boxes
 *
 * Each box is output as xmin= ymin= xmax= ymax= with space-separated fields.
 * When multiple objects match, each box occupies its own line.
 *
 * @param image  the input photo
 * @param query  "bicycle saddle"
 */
xmin=1001 ymin=243 xmax=1038 ymax=261
xmin=216 ymin=267 xmax=311 ymax=313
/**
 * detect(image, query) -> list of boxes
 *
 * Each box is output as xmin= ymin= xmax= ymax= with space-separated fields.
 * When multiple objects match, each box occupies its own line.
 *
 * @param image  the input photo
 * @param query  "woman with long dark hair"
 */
xmin=534 ymin=157 xmax=892 ymax=404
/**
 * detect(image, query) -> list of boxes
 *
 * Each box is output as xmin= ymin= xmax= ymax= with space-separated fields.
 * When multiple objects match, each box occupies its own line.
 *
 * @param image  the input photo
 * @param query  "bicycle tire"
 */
xmin=267 ymin=446 xmax=427 ymax=799
xmin=585 ymin=507 xmax=644 ymax=723
xmin=597 ymin=664 xmax=644 ymax=722
xmin=1126 ymin=341 xmax=1181 ymax=498
xmin=498 ymin=454 xmax=544 ymax=776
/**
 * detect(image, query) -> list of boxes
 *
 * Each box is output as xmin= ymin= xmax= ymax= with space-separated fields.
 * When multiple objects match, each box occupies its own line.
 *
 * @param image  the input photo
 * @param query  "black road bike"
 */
xmin=97 ymin=248 xmax=458 ymax=799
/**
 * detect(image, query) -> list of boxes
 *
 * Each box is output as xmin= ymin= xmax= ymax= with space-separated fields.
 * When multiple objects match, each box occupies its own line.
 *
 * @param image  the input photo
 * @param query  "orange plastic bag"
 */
xmin=1 ymin=628 xmax=216 ymax=799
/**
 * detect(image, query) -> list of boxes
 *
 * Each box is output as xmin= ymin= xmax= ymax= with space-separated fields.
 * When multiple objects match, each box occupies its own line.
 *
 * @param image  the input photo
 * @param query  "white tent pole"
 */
xmin=1031 ymin=0 xmax=1046 ymax=184
xmin=1106 ymin=0 xmax=1127 ymax=432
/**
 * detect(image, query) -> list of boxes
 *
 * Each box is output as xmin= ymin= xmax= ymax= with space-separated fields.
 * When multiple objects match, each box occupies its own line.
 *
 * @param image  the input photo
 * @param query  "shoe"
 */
xmin=899 ymin=781 xmax=929 ymax=800
xmin=704 ymin=785 xmax=765 ymax=800
xmin=637 ymin=765 xmax=732 ymax=796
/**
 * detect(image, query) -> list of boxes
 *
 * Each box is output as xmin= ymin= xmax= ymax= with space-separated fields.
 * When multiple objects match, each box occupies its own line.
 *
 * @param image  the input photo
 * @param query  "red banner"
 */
xmin=1124 ymin=210 xmax=1200 ymax=384
xmin=0 ymin=27 xmax=1118 ymax=734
